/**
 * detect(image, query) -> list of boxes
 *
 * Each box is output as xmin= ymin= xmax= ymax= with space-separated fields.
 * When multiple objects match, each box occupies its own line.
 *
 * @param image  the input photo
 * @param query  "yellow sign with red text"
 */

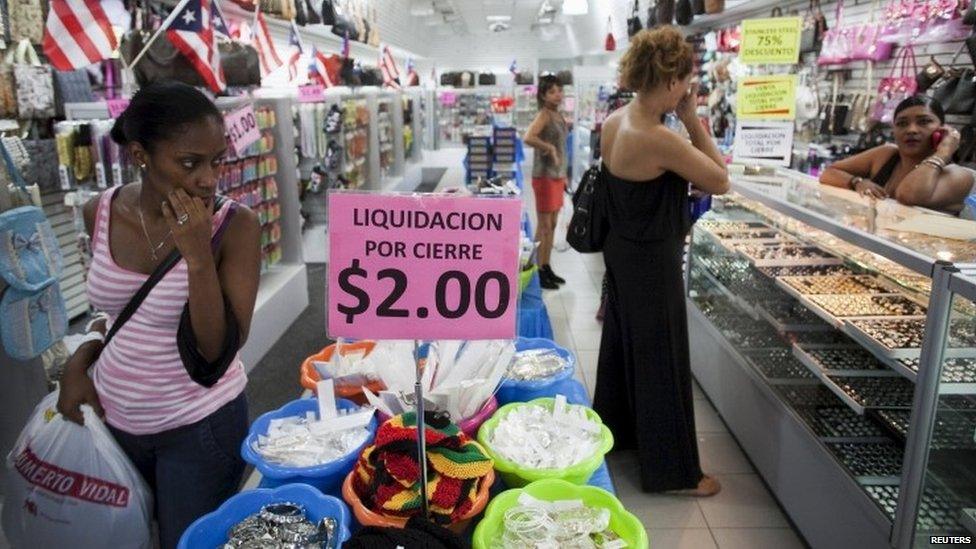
xmin=740 ymin=17 xmax=802 ymax=65
xmin=737 ymin=75 xmax=797 ymax=120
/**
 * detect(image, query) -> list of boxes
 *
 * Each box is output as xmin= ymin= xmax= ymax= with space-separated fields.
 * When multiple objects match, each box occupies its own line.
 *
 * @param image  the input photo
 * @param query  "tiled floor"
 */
xmin=522 ymin=154 xmax=807 ymax=548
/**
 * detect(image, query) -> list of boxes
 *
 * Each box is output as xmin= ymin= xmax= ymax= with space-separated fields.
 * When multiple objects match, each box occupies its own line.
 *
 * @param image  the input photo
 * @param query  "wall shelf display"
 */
xmin=514 ymin=84 xmax=536 ymax=134
xmin=435 ymin=88 xmax=504 ymax=146
xmin=686 ymin=169 xmax=976 ymax=549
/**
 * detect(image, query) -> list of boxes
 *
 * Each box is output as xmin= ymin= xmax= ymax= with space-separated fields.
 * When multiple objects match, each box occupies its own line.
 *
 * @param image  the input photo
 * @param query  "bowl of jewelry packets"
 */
xmin=472 ymin=478 xmax=647 ymax=549
xmin=478 ymin=397 xmax=614 ymax=488
xmin=300 ymin=341 xmax=386 ymax=405
xmin=178 ymin=484 xmax=351 ymax=549
xmin=241 ymin=396 xmax=378 ymax=496
xmin=496 ymin=338 xmax=577 ymax=406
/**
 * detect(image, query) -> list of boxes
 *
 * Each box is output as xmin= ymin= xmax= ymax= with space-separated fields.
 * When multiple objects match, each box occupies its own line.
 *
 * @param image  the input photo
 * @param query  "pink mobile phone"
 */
xmin=932 ymin=130 xmax=945 ymax=148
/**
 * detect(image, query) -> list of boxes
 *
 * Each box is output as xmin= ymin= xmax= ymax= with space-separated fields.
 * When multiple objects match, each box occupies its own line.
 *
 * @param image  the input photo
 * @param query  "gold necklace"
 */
xmin=136 ymin=197 xmax=171 ymax=261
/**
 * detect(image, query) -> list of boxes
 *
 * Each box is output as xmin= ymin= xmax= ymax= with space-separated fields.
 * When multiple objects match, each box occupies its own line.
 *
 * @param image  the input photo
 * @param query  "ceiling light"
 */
xmin=410 ymin=0 xmax=434 ymax=16
xmin=563 ymin=0 xmax=588 ymax=15
xmin=486 ymin=15 xmax=512 ymax=21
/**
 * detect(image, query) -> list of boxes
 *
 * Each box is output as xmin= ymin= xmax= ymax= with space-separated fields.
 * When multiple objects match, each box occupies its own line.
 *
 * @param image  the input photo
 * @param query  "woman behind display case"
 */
xmin=820 ymin=96 xmax=975 ymax=215
xmin=56 ymin=82 xmax=262 ymax=549
xmin=524 ymin=75 xmax=569 ymax=290
xmin=595 ymin=27 xmax=730 ymax=496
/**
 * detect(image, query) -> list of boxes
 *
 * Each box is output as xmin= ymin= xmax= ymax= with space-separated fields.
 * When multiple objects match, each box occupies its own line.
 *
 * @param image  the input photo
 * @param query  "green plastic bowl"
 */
xmin=519 ymin=264 xmax=538 ymax=293
xmin=472 ymin=479 xmax=648 ymax=549
xmin=477 ymin=398 xmax=614 ymax=488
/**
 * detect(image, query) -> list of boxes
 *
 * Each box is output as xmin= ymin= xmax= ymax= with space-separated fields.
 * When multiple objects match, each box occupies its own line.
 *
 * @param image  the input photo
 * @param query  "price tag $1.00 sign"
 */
xmin=327 ymin=192 xmax=522 ymax=340
xmin=225 ymin=105 xmax=262 ymax=154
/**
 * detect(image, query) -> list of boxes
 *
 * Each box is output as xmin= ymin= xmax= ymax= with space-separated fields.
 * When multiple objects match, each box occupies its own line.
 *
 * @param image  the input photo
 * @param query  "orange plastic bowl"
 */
xmin=300 ymin=341 xmax=385 ymax=405
xmin=341 ymin=468 xmax=495 ymax=534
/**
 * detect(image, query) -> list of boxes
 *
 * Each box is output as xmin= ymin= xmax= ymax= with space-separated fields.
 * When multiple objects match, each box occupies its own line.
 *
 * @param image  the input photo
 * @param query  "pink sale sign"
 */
xmin=327 ymin=192 xmax=522 ymax=340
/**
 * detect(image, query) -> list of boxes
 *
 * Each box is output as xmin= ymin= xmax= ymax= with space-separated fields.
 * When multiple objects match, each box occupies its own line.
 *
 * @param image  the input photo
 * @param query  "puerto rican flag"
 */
xmin=509 ymin=59 xmax=518 ymax=75
xmin=379 ymin=44 xmax=401 ymax=89
xmin=287 ymin=21 xmax=303 ymax=81
xmin=252 ymin=7 xmax=283 ymax=77
xmin=42 ymin=0 xmax=118 ymax=71
xmin=167 ymin=0 xmax=225 ymax=92
xmin=311 ymin=46 xmax=335 ymax=88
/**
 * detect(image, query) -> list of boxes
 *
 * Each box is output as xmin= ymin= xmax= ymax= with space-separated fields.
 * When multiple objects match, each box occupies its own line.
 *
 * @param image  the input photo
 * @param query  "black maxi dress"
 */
xmin=593 ymin=167 xmax=703 ymax=492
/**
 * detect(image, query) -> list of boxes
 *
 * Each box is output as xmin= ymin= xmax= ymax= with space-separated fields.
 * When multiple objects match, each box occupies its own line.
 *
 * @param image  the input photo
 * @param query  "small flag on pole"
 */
xmin=252 ymin=7 xmax=283 ymax=77
xmin=509 ymin=59 xmax=518 ymax=75
xmin=166 ymin=0 xmax=225 ymax=92
xmin=42 ymin=0 xmax=119 ymax=71
xmin=287 ymin=21 xmax=303 ymax=81
xmin=379 ymin=44 xmax=401 ymax=89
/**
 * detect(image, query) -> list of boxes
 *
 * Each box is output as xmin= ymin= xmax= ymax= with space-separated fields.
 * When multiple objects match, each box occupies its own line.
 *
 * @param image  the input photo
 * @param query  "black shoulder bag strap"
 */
xmin=102 ymin=196 xmax=229 ymax=349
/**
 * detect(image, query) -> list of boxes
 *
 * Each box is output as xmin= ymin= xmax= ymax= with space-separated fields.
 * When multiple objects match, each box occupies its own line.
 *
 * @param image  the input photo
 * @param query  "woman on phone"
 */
xmin=524 ymin=75 xmax=569 ymax=290
xmin=595 ymin=27 xmax=730 ymax=495
xmin=820 ymin=96 xmax=974 ymax=215
xmin=57 ymin=82 xmax=261 ymax=548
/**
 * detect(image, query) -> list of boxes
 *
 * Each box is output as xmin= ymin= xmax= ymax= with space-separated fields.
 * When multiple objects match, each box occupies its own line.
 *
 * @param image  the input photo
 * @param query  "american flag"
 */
xmin=379 ymin=44 xmax=401 ymax=89
xmin=509 ymin=59 xmax=518 ymax=75
xmin=167 ymin=0 xmax=225 ymax=92
xmin=287 ymin=21 xmax=303 ymax=81
xmin=252 ymin=7 xmax=282 ymax=77
xmin=42 ymin=0 xmax=118 ymax=71
xmin=311 ymin=46 xmax=335 ymax=87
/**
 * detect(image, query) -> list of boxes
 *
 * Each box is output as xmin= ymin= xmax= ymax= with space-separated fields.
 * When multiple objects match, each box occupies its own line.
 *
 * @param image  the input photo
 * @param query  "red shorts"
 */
xmin=532 ymin=177 xmax=566 ymax=213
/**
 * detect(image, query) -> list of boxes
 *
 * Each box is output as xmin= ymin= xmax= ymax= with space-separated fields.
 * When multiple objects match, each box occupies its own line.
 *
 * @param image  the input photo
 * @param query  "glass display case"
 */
xmin=896 ymin=268 xmax=976 ymax=549
xmin=687 ymin=169 xmax=976 ymax=549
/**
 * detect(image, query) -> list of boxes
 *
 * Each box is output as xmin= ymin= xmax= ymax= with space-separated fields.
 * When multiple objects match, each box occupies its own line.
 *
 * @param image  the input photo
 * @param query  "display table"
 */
xmin=517 ymin=272 xmax=554 ymax=340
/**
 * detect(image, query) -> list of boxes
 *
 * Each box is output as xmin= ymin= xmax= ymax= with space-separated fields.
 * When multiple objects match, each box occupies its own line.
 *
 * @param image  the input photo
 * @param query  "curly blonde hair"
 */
xmin=619 ymin=27 xmax=694 ymax=93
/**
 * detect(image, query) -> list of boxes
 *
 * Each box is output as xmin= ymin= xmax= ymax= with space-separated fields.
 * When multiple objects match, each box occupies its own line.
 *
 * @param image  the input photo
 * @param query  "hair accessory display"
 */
xmin=506 ymin=349 xmax=569 ymax=381
xmin=494 ymin=494 xmax=627 ymax=548
xmin=221 ymin=502 xmax=337 ymax=548
xmin=253 ymin=409 xmax=373 ymax=468
xmin=487 ymin=396 xmax=602 ymax=470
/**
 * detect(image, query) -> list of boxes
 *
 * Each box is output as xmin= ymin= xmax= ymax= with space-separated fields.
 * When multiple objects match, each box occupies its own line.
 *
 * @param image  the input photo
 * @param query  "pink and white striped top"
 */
xmin=87 ymin=186 xmax=247 ymax=435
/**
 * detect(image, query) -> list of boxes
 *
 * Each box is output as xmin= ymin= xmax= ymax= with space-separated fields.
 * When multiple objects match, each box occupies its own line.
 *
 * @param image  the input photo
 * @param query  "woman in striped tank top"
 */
xmin=56 ymin=83 xmax=262 ymax=549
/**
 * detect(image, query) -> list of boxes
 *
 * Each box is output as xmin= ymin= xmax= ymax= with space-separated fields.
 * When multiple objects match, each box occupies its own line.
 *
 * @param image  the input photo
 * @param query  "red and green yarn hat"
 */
xmin=352 ymin=412 xmax=494 ymax=523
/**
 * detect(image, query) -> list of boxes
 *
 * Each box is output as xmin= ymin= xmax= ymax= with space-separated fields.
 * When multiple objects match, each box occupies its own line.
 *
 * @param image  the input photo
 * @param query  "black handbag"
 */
xmin=692 ymin=0 xmax=705 ymax=15
xmin=340 ymin=57 xmax=360 ymax=86
xmin=478 ymin=72 xmax=496 ymax=85
xmin=916 ymin=56 xmax=945 ymax=93
xmin=556 ymin=70 xmax=573 ymax=85
xmin=933 ymin=72 xmax=961 ymax=109
xmin=567 ymin=165 xmax=609 ymax=254
xmin=304 ymin=0 xmax=321 ymax=24
xmin=657 ymin=0 xmax=675 ymax=26
xmin=220 ymin=41 xmax=261 ymax=86
xmin=966 ymin=0 xmax=976 ymax=25
xmin=946 ymin=70 xmax=976 ymax=115
xmin=515 ymin=71 xmax=534 ymax=85
xmin=676 ymin=0 xmax=693 ymax=25
xmin=627 ymin=0 xmax=643 ymax=37
xmin=646 ymin=3 xmax=658 ymax=27
xmin=320 ymin=0 xmax=336 ymax=25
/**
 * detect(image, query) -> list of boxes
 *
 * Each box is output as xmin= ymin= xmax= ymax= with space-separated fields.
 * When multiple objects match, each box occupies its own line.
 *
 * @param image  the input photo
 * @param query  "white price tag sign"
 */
xmin=732 ymin=120 xmax=794 ymax=167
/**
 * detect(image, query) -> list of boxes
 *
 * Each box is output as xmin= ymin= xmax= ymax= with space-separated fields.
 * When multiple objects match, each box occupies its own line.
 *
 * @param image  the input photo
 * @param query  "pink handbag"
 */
xmin=850 ymin=0 xmax=894 ymax=61
xmin=818 ymin=0 xmax=854 ymax=65
xmin=880 ymin=0 xmax=920 ymax=43
xmin=915 ymin=0 xmax=970 ymax=44
xmin=871 ymin=46 xmax=918 ymax=124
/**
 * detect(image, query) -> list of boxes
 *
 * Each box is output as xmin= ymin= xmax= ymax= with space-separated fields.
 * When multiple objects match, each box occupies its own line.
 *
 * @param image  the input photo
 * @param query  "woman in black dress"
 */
xmin=594 ymin=27 xmax=730 ymax=495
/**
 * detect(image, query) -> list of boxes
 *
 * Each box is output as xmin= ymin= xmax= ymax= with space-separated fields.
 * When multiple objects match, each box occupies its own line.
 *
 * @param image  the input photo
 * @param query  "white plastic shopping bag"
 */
xmin=2 ymin=391 xmax=152 ymax=549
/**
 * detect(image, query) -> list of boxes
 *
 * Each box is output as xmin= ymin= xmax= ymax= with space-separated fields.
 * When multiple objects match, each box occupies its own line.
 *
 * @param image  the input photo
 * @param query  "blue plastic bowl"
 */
xmin=241 ymin=397 xmax=377 ymax=496
xmin=178 ymin=484 xmax=351 ymax=549
xmin=496 ymin=337 xmax=576 ymax=406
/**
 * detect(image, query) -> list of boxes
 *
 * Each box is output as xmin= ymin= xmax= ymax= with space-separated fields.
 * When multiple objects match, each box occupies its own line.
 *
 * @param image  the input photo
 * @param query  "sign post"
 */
xmin=326 ymin=191 xmax=522 ymax=516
